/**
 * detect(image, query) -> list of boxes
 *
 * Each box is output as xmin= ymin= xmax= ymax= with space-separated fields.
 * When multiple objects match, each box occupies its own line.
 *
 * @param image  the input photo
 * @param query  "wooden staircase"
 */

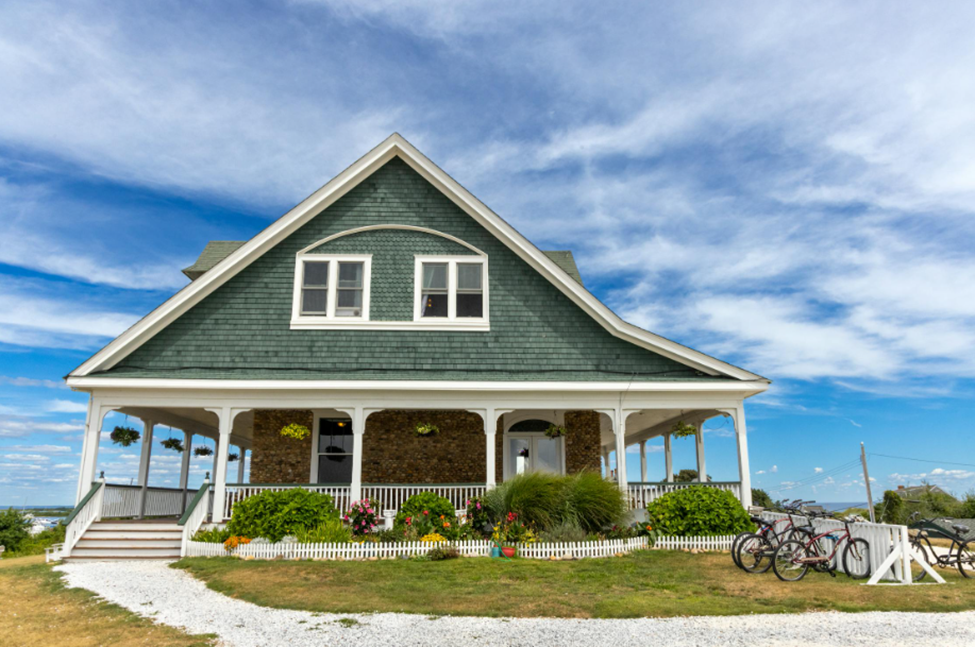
xmin=65 ymin=519 xmax=182 ymax=561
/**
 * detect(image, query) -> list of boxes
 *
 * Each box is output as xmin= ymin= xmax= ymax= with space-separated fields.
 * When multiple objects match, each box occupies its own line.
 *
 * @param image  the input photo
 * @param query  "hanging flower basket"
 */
xmin=194 ymin=446 xmax=214 ymax=457
xmin=544 ymin=424 xmax=567 ymax=439
xmin=110 ymin=426 xmax=141 ymax=447
xmin=670 ymin=420 xmax=697 ymax=438
xmin=280 ymin=423 xmax=311 ymax=441
xmin=518 ymin=447 xmax=530 ymax=458
xmin=414 ymin=423 xmax=440 ymax=437
xmin=228 ymin=452 xmax=239 ymax=462
xmin=160 ymin=438 xmax=184 ymax=453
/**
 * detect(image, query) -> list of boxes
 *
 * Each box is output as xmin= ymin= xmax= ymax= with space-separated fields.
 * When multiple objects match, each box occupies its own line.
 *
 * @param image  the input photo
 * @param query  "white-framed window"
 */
xmin=291 ymin=254 xmax=372 ymax=327
xmin=414 ymin=256 xmax=488 ymax=327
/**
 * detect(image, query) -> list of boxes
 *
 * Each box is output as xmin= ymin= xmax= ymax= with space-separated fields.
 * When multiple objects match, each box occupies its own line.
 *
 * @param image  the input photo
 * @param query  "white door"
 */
xmin=506 ymin=434 xmax=564 ymax=477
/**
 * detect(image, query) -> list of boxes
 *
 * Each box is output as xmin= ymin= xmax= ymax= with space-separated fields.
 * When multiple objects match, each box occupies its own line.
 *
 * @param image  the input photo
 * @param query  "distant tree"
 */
xmin=959 ymin=491 xmax=975 ymax=519
xmin=0 ymin=508 xmax=31 ymax=552
xmin=751 ymin=488 xmax=773 ymax=509
xmin=877 ymin=490 xmax=905 ymax=524
xmin=674 ymin=469 xmax=711 ymax=483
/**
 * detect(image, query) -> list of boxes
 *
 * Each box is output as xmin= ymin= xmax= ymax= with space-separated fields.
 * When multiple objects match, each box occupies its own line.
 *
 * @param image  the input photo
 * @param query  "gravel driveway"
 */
xmin=57 ymin=561 xmax=974 ymax=647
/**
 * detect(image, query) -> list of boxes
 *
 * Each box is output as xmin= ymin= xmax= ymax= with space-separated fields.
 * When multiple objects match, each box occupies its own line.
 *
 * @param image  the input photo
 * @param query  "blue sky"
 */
xmin=3 ymin=1 xmax=975 ymax=506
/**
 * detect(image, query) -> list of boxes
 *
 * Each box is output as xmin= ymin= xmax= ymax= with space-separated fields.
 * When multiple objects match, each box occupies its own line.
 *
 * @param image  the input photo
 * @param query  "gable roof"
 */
xmin=69 ymin=133 xmax=768 ymax=384
xmin=184 ymin=241 xmax=585 ymax=287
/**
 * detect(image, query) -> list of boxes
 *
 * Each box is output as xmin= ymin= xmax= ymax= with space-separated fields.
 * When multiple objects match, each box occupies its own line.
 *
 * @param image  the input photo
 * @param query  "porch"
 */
xmin=73 ymin=394 xmax=755 ymax=524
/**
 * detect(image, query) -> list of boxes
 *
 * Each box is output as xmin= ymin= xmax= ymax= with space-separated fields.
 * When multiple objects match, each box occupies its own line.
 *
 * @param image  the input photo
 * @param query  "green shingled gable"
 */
xmin=100 ymin=157 xmax=713 ymax=381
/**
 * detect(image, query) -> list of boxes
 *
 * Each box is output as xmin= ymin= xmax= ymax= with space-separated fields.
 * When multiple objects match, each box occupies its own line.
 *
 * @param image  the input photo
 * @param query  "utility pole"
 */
xmin=861 ymin=442 xmax=876 ymax=523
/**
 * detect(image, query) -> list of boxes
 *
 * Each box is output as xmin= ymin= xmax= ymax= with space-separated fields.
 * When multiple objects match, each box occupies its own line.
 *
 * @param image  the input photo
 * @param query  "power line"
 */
xmin=869 ymin=453 xmax=975 ymax=469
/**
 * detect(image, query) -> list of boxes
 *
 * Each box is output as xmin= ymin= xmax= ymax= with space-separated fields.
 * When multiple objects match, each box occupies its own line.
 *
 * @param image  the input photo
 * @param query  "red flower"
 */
xmin=422 ymin=510 xmax=429 ymax=516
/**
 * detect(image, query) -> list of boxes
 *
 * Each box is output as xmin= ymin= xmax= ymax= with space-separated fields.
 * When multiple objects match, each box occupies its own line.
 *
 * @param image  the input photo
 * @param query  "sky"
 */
xmin=2 ymin=0 xmax=975 ymax=506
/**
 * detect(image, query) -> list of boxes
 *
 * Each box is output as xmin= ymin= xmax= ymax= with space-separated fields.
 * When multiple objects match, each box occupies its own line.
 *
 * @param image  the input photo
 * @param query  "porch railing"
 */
xmin=63 ymin=479 xmax=105 ymax=558
xmin=362 ymin=483 xmax=487 ymax=515
xmin=179 ymin=479 xmax=211 ymax=557
xmin=222 ymin=484 xmax=353 ymax=520
xmin=102 ymin=484 xmax=189 ymax=518
xmin=626 ymin=481 xmax=742 ymax=509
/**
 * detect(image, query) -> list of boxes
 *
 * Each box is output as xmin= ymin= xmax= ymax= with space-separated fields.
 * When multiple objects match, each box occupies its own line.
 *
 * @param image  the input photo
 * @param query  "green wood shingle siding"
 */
xmin=101 ymin=158 xmax=712 ymax=381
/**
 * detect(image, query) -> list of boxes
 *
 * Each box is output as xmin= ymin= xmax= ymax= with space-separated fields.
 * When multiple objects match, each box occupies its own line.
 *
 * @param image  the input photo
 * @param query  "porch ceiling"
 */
xmin=600 ymin=408 xmax=727 ymax=447
xmin=116 ymin=406 xmax=254 ymax=444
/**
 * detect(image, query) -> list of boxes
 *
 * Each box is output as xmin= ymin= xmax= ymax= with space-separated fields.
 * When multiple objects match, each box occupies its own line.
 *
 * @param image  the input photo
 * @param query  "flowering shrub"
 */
xmin=490 ymin=512 xmax=537 ymax=544
xmin=345 ymin=499 xmax=379 ymax=536
xmin=223 ymin=535 xmax=251 ymax=552
xmin=394 ymin=492 xmax=455 ymax=528
xmin=420 ymin=533 xmax=446 ymax=543
xmin=280 ymin=423 xmax=311 ymax=440
xmin=465 ymin=496 xmax=490 ymax=532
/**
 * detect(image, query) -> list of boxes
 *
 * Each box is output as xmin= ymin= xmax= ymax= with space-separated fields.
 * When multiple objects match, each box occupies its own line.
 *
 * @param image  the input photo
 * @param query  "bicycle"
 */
xmin=733 ymin=500 xmax=814 ymax=573
xmin=772 ymin=513 xmax=871 ymax=581
xmin=908 ymin=512 xmax=975 ymax=580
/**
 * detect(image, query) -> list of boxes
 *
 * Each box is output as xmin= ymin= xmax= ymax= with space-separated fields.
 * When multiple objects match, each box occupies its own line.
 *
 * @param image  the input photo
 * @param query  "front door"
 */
xmin=506 ymin=434 xmax=564 ymax=477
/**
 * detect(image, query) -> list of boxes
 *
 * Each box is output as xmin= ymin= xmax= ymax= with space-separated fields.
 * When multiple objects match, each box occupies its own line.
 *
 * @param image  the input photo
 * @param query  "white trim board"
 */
xmin=69 ymin=133 xmax=768 ymax=383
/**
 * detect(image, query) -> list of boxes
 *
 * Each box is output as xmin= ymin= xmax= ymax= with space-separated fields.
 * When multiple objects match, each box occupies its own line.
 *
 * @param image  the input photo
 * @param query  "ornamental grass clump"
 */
xmin=483 ymin=471 xmax=562 ymax=529
xmin=227 ymin=488 xmax=339 ymax=543
xmin=645 ymin=486 xmax=753 ymax=536
xmin=294 ymin=518 xmax=352 ymax=543
xmin=560 ymin=471 xmax=628 ymax=532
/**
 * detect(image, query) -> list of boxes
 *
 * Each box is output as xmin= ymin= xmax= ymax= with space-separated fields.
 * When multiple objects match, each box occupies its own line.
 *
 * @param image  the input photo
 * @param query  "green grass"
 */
xmin=0 ymin=555 xmax=213 ymax=647
xmin=175 ymin=549 xmax=975 ymax=619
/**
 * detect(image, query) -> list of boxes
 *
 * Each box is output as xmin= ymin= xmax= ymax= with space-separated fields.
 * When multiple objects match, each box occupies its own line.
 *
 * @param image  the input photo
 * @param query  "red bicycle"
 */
xmin=772 ymin=514 xmax=871 ymax=581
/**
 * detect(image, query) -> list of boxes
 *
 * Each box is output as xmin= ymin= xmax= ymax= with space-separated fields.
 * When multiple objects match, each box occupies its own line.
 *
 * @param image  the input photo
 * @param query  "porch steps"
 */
xmin=65 ymin=519 xmax=182 ymax=562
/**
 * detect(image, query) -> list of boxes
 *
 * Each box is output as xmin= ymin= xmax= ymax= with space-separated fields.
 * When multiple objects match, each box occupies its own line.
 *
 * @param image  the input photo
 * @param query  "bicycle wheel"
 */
xmin=773 ymin=539 xmax=810 ymax=582
xmin=738 ymin=533 xmax=774 ymax=574
xmin=957 ymin=541 xmax=975 ymax=579
xmin=843 ymin=537 xmax=871 ymax=580
xmin=731 ymin=531 xmax=751 ymax=569
xmin=910 ymin=539 xmax=930 ymax=582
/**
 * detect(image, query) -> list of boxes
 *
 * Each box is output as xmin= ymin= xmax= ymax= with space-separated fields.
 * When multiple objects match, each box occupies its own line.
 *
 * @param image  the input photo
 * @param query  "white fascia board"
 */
xmin=66 ymin=376 xmax=769 ymax=397
xmin=70 ymin=133 xmax=766 ymax=383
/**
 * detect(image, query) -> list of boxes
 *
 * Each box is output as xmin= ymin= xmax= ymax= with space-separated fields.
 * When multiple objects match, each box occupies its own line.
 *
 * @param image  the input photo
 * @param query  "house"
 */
xmin=60 ymin=134 xmax=768 ymax=559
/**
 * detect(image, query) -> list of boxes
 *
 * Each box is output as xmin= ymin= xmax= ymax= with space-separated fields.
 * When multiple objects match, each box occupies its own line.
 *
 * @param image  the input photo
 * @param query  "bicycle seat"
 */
xmin=750 ymin=515 xmax=765 ymax=524
xmin=796 ymin=525 xmax=815 ymax=534
xmin=952 ymin=524 xmax=970 ymax=535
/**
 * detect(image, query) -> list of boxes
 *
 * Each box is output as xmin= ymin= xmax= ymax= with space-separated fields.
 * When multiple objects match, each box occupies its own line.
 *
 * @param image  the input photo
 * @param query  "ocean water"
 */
xmin=820 ymin=501 xmax=870 ymax=511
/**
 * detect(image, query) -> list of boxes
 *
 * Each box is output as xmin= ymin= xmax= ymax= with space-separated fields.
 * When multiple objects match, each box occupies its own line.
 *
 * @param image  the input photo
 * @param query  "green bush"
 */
xmin=295 ymin=518 xmax=352 ymax=543
xmin=394 ymin=492 xmax=456 ymax=528
xmin=426 ymin=546 xmax=460 ymax=561
xmin=192 ymin=527 xmax=233 ymax=543
xmin=645 ymin=486 xmax=753 ymax=536
xmin=0 ymin=508 xmax=31 ymax=552
xmin=3 ymin=522 xmax=66 ymax=557
xmin=226 ymin=488 xmax=339 ymax=542
xmin=959 ymin=492 xmax=975 ymax=519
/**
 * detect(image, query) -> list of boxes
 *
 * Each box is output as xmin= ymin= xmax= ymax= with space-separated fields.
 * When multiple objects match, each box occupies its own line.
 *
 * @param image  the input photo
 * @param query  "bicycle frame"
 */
xmin=797 ymin=522 xmax=855 ymax=567
xmin=911 ymin=526 xmax=968 ymax=568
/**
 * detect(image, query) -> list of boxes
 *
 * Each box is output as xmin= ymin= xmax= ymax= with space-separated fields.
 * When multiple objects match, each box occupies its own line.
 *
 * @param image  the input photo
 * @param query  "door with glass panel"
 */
xmin=316 ymin=418 xmax=354 ymax=483
xmin=506 ymin=434 xmax=564 ymax=477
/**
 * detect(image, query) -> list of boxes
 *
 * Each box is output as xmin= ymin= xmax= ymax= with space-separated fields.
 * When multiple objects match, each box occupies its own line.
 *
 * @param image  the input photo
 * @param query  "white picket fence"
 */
xmin=759 ymin=511 xmax=911 ymax=583
xmin=654 ymin=535 xmax=735 ymax=551
xmin=186 ymin=536 xmax=649 ymax=560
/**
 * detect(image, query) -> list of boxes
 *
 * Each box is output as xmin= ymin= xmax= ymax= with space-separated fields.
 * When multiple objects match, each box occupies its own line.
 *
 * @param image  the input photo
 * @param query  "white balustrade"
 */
xmin=222 ymin=484 xmax=353 ymax=520
xmin=361 ymin=484 xmax=487 ymax=516
xmin=180 ymin=483 xmax=211 ymax=557
xmin=101 ymin=484 xmax=188 ymax=518
xmin=63 ymin=480 xmax=105 ymax=558
xmin=626 ymin=481 xmax=742 ymax=509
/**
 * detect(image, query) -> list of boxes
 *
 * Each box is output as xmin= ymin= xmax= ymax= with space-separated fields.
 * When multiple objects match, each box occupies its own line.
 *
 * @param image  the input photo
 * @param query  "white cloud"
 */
xmin=770 ymin=465 xmax=778 ymax=474
xmin=814 ymin=467 xmax=823 ymax=473
xmin=2 ymin=453 xmax=50 ymax=462
xmin=45 ymin=399 xmax=88 ymax=414
xmin=0 ymin=444 xmax=72 ymax=453
xmin=0 ymin=376 xmax=65 ymax=389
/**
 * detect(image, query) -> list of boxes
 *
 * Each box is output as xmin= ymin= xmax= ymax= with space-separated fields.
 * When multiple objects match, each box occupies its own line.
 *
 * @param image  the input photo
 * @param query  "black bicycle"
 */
xmin=733 ymin=500 xmax=816 ymax=573
xmin=908 ymin=512 xmax=975 ymax=580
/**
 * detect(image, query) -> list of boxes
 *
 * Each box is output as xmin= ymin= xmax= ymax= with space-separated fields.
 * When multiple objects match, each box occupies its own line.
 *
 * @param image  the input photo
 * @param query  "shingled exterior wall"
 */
xmin=362 ymin=410 xmax=485 ymax=483
xmin=249 ymin=410 xmax=313 ymax=483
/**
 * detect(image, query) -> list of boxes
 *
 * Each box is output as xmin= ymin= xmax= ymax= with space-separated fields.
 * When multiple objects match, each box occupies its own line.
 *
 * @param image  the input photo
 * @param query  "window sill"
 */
xmin=290 ymin=319 xmax=490 ymax=332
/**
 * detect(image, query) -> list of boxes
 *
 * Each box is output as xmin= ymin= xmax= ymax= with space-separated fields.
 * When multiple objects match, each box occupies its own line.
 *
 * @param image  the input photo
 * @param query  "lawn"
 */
xmin=175 ymin=549 xmax=975 ymax=619
xmin=0 ymin=556 xmax=213 ymax=647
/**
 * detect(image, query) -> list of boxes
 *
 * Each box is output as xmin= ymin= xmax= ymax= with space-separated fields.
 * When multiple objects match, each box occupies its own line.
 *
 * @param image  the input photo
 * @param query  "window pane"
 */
xmin=318 ymin=455 xmax=352 ymax=483
xmin=337 ymin=262 xmax=363 ymax=288
xmin=457 ymin=263 xmax=482 ymax=290
xmin=509 ymin=438 xmax=530 ymax=476
xmin=301 ymin=288 xmax=327 ymax=314
xmin=534 ymin=438 xmax=561 ymax=474
xmin=421 ymin=292 xmax=448 ymax=317
xmin=337 ymin=289 xmax=362 ymax=308
xmin=456 ymin=293 xmax=483 ymax=318
xmin=303 ymin=262 xmax=329 ymax=287
xmin=422 ymin=263 xmax=448 ymax=290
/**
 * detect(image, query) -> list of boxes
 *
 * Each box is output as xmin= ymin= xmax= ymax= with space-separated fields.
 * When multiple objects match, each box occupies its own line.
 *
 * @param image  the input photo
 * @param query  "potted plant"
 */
xmin=228 ymin=452 xmax=239 ymax=462
xmin=414 ymin=423 xmax=439 ymax=437
xmin=160 ymin=438 xmax=184 ymax=453
xmin=194 ymin=446 xmax=214 ymax=457
xmin=670 ymin=420 xmax=697 ymax=438
xmin=280 ymin=423 xmax=311 ymax=441
xmin=518 ymin=447 xmax=529 ymax=458
xmin=544 ymin=424 xmax=567 ymax=438
xmin=110 ymin=426 xmax=141 ymax=447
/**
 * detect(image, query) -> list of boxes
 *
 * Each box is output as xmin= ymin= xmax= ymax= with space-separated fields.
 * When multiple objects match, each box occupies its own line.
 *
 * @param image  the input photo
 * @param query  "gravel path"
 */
xmin=56 ymin=561 xmax=974 ymax=647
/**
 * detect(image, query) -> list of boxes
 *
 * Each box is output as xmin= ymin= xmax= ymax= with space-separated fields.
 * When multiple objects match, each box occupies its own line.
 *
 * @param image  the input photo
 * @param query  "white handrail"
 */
xmin=63 ymin=478 xmax=106 ymax=559
xmin=179 ymin=481 xmax=211 ymax=557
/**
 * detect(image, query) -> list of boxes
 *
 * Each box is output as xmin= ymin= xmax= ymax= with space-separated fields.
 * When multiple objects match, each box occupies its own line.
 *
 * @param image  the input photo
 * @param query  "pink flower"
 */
xmin=366 ymin=508 xmax=373 ymax=514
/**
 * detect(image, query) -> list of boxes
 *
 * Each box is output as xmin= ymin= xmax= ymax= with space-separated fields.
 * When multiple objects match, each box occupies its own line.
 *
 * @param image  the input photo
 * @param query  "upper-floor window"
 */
xmin=292 ymin=254 xmax=371 ymax=323
xmin=415 ymin=256 xmax=488 ymax=325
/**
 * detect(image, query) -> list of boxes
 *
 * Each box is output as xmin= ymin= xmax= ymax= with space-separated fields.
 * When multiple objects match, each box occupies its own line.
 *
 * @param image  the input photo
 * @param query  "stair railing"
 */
xmin=62 ymin=474 xmax=106 ymax=559
xmin=179 ymin=476 xmax=211 ymax=557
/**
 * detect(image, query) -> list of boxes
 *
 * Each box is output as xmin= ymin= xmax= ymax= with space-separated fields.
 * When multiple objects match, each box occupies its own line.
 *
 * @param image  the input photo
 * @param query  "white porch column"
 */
xmin=484 ymin=407 xmax=496 ymax=488
xmin=613 ymin=410 xmax=628 ymax=489
xmin=694 ymin=421 xmax=706 ymax=482
xmin=137 ymin=420 xmax=155 ymax=518
xmin=350 ymin=407 xmax=365 ymax=502
xmin=602 ymin=447 xmax=611 ymax=477
xmin=664 ymin=433 xmax=674 ymax=483
xmin=236 ymin=447 xmax=246 ymax=483
xmin=179 ymin=431 xmax=193 ymax=510
xmin=77 ymin=401 xmax=113 ymax=504
xmin=211 ymin=437 xmax=220 ymax=483
xmin=732 ymin=407 xmax=753 ymax=509
xmin=205 ymin=407 xmax=234 ymax=522
xmin=639 ymin=442 xmax=647 ymax=482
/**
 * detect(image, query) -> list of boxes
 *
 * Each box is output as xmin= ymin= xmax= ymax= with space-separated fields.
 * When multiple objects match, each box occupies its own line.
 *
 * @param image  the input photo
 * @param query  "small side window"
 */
xmin=300 ymin=262 xmax=329 ymax=315
xmin=420 ymin=263 xmax=449 ymax=318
